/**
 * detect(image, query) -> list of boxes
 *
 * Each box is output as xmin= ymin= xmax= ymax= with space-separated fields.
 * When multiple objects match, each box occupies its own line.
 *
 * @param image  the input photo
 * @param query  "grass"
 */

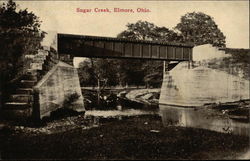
xmin=0 ymin=115 xmax=249 ymax=160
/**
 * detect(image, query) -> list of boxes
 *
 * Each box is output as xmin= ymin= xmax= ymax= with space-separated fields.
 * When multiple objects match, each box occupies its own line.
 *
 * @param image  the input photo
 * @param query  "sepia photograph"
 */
xmin=0 ymin=0 xmax=249 ymax=160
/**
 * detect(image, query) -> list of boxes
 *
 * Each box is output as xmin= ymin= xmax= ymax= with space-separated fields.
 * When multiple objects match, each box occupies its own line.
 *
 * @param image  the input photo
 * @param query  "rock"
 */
xmin=40 ymin=128 xmax=47 ymax=133
xmin=150 ymin=130 xmax=160 ymax=133
xmin=0 ymin=123 xmax=5 ymax=130
xmin=117 ymin=105 xmax=122 ymax=111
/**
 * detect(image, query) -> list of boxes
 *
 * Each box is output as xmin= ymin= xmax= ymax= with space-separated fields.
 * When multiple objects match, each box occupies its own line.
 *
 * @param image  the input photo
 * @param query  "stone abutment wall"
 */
xmin=159 ymin=44 xmax=250 ymax=106
xmin=33 ymin=61 xmax=85 ymax=119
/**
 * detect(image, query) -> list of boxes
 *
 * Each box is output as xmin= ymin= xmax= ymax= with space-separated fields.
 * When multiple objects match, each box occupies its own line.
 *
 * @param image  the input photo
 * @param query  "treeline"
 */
xmin=78 ymin=58 xmax=163 ymax=88
xmin=78 ymin=12 xmax=227 ymax=87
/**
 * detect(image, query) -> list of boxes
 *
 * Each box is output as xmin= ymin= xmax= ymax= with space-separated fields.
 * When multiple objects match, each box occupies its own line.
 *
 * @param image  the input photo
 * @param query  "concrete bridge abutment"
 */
xmin=159 ymin=44 xmax=250 ymax=107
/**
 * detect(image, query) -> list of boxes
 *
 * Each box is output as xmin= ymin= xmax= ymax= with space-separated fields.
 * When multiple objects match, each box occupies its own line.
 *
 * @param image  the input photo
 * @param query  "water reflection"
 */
xmin=85 ymin=109 xmax=159 ymax=118
xmin=159 ymin=105 xmax=250 ymax=137
xmin=83 ymin=89 xmax=249 ymax=137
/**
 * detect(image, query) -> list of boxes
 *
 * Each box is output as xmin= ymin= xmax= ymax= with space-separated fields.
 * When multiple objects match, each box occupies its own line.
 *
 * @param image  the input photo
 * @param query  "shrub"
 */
xmin=63 ymin=92 xmax=80 ymax=108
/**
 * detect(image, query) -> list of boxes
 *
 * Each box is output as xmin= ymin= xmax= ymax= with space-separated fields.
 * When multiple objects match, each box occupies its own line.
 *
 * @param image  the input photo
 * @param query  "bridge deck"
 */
xmin=58 ymin=33 xmax=193 ymax=61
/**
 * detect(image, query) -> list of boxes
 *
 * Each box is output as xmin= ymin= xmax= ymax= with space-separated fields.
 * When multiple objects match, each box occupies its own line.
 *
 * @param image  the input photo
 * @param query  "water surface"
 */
xmin=159 ymin=105 xmax=250 ymax=137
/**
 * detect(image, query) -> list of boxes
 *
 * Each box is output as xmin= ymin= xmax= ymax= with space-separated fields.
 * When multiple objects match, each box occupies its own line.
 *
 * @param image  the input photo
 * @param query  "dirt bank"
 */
xmin=0 ymin=115 xmax=249 ymax=160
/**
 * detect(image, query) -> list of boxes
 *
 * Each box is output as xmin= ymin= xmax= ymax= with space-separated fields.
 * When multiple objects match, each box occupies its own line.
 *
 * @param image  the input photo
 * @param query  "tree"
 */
xmin=175 ymin=12 xmax=226 ymax=47
xmin=78 ymin=58 xmax=120 ymax=87
xmin=78 ymin=59 xmax=96 ymax=87
xmin=0 ymin=0 xmax=45 ymax=105
xmin=118 ymin=20 xmax=181 ymax=42
xmin=0 ymin=0 xmax=45 ymax=80
xmin=117 ymin=20 xmax=178 ymax=87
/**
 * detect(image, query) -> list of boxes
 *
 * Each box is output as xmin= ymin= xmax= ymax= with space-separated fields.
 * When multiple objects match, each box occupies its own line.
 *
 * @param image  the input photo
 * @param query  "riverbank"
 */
xmin=124 ymin=88 xmax=250 ymax=122
xmin=0 ymin=88 xmax=249 ymax=160
xmin=125 ymin=88 xmax=160 ymax=105
xmin=0 ymin=114 xmax=249 ymax=160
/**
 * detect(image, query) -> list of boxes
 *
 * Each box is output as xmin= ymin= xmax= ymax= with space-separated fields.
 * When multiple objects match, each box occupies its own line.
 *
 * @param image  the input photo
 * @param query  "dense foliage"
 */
xmin=0 ymin=0 xmax=44 ymax=78
xmin=78 ymin=58 xmax=121 ymax=87
xmin=175 ymin=12 xmax=226 ymax=47
xmin=0 ymin=0 xmax=45 ymax=105
xmin=0 ymin=0 xmax=45 ymax=80
xmin=117 ymin=20 xmax=183 ymax=42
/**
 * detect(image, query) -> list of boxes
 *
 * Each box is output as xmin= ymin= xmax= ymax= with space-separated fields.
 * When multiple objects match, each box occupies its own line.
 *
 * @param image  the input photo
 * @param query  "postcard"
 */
xmin=0 ymin=0 xmax=249 ymax=160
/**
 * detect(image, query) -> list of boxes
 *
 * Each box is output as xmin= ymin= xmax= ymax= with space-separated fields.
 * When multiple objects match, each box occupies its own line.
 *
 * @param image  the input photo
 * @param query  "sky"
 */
xmin=13 ymin=0 xmax=249 ymax=50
